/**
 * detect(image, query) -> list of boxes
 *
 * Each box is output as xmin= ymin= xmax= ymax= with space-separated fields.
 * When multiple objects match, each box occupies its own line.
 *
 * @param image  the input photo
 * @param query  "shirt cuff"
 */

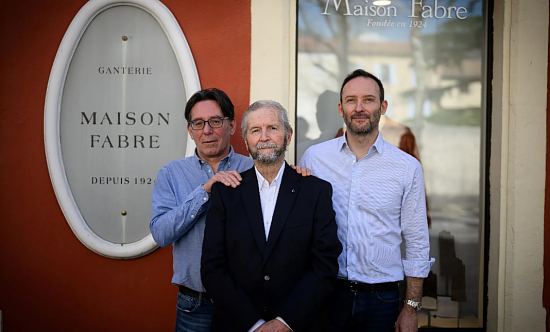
xmin=403 ymin=257 xmax=435 ymax=278
xmin=248 ymin=319 xmax=265 ymax=332
xmin=197 ymin=185 xmax=209 ymax=201
xmin=276 ymin=317 xmax=293 ymax=331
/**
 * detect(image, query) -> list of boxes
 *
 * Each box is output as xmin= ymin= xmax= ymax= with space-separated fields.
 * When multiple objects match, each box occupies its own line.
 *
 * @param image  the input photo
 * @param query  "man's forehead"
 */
xmin=249 ymin=108 xmax=279 ymax=122
xmin=190 ymin=100 xmax=223 ymax=119
xmin=248 ymin=107 xmax=282 ymax=128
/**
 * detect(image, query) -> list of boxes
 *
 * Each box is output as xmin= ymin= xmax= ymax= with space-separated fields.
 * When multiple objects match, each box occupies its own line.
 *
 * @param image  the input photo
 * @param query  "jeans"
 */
xmin=326 ymin=285 xmax=400 ymax=332
xmin=175 ymin=291 xmax=214 ymax=332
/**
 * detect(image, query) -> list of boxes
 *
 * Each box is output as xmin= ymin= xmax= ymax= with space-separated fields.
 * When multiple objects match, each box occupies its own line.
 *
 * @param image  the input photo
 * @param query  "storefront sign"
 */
xmin=45 ymin=0 xmax=200 ymax=258
xmin=321 ymin=0 xmax=471 ymax=20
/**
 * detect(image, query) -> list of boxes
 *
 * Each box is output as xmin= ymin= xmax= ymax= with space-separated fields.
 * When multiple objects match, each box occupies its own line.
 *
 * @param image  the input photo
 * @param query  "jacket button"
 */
xmin=264 ymin=275 xmax=270 ymax=281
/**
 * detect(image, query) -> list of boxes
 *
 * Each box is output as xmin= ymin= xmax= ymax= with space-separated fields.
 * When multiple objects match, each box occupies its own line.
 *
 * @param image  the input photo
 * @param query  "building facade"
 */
xmin=0 ymin=0 xmax=548 ymax=331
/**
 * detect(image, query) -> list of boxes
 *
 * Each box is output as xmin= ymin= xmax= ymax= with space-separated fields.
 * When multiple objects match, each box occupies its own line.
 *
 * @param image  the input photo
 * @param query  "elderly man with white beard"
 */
xmin=201 ymin=100 xmax=342 ymax=332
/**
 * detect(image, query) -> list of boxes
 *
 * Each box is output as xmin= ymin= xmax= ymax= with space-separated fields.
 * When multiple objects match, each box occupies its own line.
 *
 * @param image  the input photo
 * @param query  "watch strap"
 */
xmin=405 ymin=299 xmax=422 ymax=311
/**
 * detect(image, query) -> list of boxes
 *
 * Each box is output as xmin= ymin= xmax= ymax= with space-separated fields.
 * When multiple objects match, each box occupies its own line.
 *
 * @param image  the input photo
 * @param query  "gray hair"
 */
xmin=241 ymin=100 xmax=293 ymax=139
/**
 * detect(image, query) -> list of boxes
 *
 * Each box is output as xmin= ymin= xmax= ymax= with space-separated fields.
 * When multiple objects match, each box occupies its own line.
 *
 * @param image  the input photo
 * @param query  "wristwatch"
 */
xmin=405 ymin=299 xmax=422 ymax=311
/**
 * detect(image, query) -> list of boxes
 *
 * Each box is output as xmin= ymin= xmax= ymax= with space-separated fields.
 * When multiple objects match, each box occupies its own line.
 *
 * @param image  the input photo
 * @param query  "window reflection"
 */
xmin=297 ymin=0 xmax=486 ymax=328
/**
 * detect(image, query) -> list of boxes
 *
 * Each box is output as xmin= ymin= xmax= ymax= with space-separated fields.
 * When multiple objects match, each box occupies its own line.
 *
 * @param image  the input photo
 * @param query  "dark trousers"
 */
xmin=325 ymin=282 xmax=400 ymax=332
xmin=175 ymin=289 xmax=213 ymax=332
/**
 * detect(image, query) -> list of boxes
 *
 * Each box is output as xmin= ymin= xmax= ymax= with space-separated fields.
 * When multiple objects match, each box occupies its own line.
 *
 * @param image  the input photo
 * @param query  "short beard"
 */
xmin=346 ymin=119 xmax=376 ymax=136
xmin=250 ymin=137 xmax=287 ymax=165
xmin=344 ymin=108 xmax=381 ymax=136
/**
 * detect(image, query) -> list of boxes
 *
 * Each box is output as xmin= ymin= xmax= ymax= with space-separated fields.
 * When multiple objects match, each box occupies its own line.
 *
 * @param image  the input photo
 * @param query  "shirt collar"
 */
xmin=372 ymin=133 xmax=385 ymax=154
xmin=255 ymin=162 xmax=286 ymax=190
xmin=338 ymin=132 xmax=386 ymax=155
xmin=194 ymin=147 xmax=235 ymax=169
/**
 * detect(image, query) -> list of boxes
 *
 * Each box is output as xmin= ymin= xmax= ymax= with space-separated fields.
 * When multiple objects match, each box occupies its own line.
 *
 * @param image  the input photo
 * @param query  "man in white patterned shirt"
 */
xmin=300 ymin=69 xmax=434 ymax=332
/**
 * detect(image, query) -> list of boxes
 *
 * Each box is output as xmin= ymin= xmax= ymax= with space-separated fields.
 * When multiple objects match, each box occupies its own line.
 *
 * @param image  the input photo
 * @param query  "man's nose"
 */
xmin=259 ymin=129 xmax=269 ymax=141
xmin=202 ymin=122 xmax=213 ymax=134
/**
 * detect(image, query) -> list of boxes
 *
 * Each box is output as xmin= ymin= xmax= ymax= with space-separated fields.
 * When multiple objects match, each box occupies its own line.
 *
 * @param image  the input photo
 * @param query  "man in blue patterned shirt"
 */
xmin=150 ymin=88 xmax=253 ymax=332
xmin=300 ymin=70 xmax=434 ymax=332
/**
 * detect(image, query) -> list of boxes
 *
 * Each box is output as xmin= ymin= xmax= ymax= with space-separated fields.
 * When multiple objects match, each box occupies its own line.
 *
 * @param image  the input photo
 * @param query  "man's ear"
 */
xmin=381 ymin=100 xmax=388 ymax=115
xmin=243 ymin=134 xmax=249 ymax=151
xmin=187 ymin=125 xmax=195 ymax=141
xmin=229 ymin=119 xmax=236 ymax=135
xmin=286 ymin=128 xmax=293 ymax=145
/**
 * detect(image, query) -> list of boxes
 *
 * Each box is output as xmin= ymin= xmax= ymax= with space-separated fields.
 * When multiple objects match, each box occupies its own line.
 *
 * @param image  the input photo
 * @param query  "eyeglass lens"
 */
xmin=190 ymin=117 xmax=226 ymax=129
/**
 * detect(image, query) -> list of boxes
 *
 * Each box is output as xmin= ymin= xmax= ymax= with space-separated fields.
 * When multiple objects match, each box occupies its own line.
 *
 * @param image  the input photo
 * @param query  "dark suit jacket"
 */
xmin=201 ymin=163 xmax=341 ymax=332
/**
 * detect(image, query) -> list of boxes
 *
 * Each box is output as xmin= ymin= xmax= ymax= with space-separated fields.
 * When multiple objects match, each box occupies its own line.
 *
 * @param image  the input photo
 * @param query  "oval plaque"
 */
xmin=45 ymin=0 xmax=199 ymax=258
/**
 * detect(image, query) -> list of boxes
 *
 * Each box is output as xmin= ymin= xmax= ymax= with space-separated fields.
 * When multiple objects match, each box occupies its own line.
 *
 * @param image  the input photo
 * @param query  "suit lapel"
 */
xmin=240 ymin=168 xmax=267 ymax=256
xmin=263 ymin=163 xmax=300 ymax=265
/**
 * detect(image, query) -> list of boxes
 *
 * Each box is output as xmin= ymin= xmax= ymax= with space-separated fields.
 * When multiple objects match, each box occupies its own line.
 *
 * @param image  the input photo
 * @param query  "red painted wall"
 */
xmin=0 ymin=1 xmax=250 ymax=331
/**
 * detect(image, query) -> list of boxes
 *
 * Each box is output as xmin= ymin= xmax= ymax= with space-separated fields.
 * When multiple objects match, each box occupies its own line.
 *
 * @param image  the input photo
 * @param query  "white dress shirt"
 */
xmin=249 ymin=162 xmax=292 ymax=332
xmin=255 ymin=162 xmax=285 ymax=239
xmin=300 ymin=134 xmax=434 ymax=283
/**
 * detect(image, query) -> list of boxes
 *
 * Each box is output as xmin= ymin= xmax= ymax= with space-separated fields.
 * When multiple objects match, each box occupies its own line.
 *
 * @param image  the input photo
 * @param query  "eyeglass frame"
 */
xmin=188 ymin=117 xmax=230 ymax=130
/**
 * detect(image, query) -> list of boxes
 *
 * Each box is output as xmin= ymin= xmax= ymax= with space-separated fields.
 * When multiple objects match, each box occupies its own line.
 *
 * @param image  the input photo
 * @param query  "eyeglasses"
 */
xmin=188 ymin=117 xmax=229 ymax=130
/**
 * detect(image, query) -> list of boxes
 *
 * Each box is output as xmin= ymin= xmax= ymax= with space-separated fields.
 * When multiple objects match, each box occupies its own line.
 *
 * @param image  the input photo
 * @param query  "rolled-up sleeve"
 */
xmin=400 ymin=163 xmax=434 ymax=278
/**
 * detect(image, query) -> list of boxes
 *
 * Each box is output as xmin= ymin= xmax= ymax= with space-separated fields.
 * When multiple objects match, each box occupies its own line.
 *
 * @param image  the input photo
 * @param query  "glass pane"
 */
xmin=297 ymin=0 xmax=486 ymax=328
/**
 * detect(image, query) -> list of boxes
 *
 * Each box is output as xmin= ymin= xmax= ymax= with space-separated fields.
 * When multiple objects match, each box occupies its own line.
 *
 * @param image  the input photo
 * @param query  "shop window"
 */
xmin=296 ymin=0 xmax=487 ymax=328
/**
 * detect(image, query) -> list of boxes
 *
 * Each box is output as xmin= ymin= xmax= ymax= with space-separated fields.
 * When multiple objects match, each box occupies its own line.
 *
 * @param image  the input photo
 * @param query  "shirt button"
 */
xmin=264 ymin=275 xmax=270 ymax=281
xmin=191 ymin=214 xmax=195 ymax=218
xmin=203 ymin=197 xmax=207 ymax=201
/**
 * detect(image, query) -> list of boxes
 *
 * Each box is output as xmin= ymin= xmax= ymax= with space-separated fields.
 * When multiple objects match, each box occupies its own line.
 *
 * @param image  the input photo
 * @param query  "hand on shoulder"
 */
xmin=291 ymin=165 xmax=311 ymax=177
xmin=203 ymin=170 xmax=243 ymax=192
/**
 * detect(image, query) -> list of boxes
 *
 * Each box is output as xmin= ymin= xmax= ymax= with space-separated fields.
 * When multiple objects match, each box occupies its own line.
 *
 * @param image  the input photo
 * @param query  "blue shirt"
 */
xmin=300 ymin=134 xmax=433 ymax=283
xmin=150 ymin=148 xmax=253 ymax=291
